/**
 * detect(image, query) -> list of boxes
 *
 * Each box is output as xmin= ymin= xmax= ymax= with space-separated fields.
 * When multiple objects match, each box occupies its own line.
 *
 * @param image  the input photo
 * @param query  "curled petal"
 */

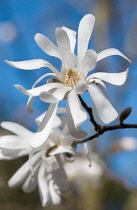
xmin=35 ymin=33 xmax=61 ymax=59
xmin=78 ymin=14 xmax=95 ymax=63
xmin=40 ymin=88 xmax=67 ymax=103
xmin=87 ymin=68 xmax=129 ymax=86
xmin=1 ymin=121 xmax=33 ymax=137
xmin=27 ymin=73 xmax=55 ymax=113
xmin=97 ymin=48 xmax=131 ymax=63
xmin=88 ymin=84 xmax=118 ymax=124
xmin=35 ymin=112 xmax=62 ymax=129
xmin=55 ymin=28 xmax=70 ymax=50
xmin=30 ymin=103 xmax=58 ymax=148
xmin=62 ymin=27 xmax=76 ymax=52
xmin=38 ymin=162 xmax=49 ymax=207
xmin=49 ymin=145 xmax=76 ymax=157
xmin=14 ymin=83 xmax=70 ymax=97
xmin=75 ymin=80 xmax=88 ymax=94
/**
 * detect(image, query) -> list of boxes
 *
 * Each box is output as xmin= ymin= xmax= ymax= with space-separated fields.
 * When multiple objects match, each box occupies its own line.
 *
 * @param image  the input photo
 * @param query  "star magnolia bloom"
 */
xmin=5 ymin=14 xmax=131 ymax=146
xmin=0 ymin=121 xmax=76 ymax=207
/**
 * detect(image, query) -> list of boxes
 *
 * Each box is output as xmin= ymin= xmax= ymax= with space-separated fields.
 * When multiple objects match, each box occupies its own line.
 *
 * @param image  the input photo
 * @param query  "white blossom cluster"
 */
xmin=1 ymin=14 xmax=131 ymax=207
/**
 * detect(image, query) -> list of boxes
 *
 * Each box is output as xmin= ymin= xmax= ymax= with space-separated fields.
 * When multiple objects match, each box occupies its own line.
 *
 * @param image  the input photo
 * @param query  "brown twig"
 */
xmin=74 ymin=123 xmax=137 ymax=145
xmin=79 ymin=95 xmax=99 ymax=131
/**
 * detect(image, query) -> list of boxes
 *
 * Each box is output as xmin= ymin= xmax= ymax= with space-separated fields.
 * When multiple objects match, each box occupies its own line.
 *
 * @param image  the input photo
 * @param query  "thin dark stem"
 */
xmin=74 ymin=123 xmax=137 ymax=145
xmin=79 ymin=95 xmax=99 ymax=131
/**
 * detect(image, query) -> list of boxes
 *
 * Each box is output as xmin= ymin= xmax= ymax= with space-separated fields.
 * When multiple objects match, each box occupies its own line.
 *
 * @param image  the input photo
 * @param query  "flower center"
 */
xmin=64 ymin=69 xmax=80 ymax=87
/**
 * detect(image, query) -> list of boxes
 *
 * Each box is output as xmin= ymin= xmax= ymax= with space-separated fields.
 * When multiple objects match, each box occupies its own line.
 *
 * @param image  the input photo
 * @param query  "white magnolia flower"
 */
xmin=6 ymin=14 xmax=131 ymax=146
xmin=0 ymin=121 xmax=76 ymax=207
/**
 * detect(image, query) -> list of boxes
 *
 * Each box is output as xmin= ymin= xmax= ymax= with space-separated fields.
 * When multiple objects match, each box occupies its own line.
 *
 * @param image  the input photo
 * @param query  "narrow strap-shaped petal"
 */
xmin=83 ymin=142 xmax=91 ymax=167
xmin=66 ymin=94 xmax=87 ymax=139
xmin=79 ymin=49 xmax=97 ymax=76
xmin=97 ymin=48 xmax=131 ymax=63
xmin=52 ymin=156 xmax=70 ymax=192
xmin=27 ymin=73 xmax=56 ymax=113
xmin=78 ymin=14 xmax=95 ymax=62
xmin=5 ymin=59 xmax=48 ymax=70
xmin=49 ymin=180 xmax=61 ymax=207
xmin=14 ymin=83 xmax=70 ymax=97
xmin=38 ymin=162 xmax=49 ymax=207
xmin=62 ymin=27 xmax=76 ymax=52
xmin=0 ymin=148 xmax=31 ymax=160
xmin=35 ymin=111 xmax=62 ymax=128
xmin=55 ymin=28 xmax=71 ymax=50
xmin=1 ymin=121 xmax=33 ymax=137
xmin=67 ymin=89 xmax=87 ymax=127
xmin=0 ymin=136 xmax=30 ymax=150
xmin=34 ymin=33 xmax=61 ymax=59
xmin=6 ymin=59 xmax=64 ymax=81
xmin=59 ymin=48 xmax=77 ymax=75
xmin=22 ymin=161 xmax=41 ymax=193
xmin=30 ymin=103 xmax=58 ymax=148
xmin=87 ymin=68 xmax=129 ymax=86
xmin=88 ymin=84 xmax=118 ymax=124
xmin=8 ymin=152 xmax=42 ymax=188
xmin=40 ymin=88 xmax=67 ymax=103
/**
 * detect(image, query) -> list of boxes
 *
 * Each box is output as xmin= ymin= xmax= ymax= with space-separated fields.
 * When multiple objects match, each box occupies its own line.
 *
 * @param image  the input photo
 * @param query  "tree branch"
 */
xmin=79 ymin=95 xmax=99 ymax=131
xmin=74 ymin=123 xmax=137 ymax=145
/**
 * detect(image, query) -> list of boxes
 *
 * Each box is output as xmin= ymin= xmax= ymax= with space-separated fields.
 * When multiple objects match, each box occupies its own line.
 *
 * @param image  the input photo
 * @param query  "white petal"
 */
xmin=75 ymin=80 xmax=88 ymax=94
xmin=62 ymin=27 xmax=76 ymax=52
xmin=49 ymin=145 xmax=76 ymax=157
xmin=40 ymin=88 xmax=67 ymax=103
xmin=55 ymin=28 xmax=70 ymax=50
xmin=83 ymin=143 xmax=91 ymax=167
xmin=22 ymin=161 xmax=40 ymax=193
xmin=66 ymin=96 xmax=87 ymax=139
xmin=0 ymin=148 xmax=31 ymax=160
xmin=38 ymin=162 xmax=49 ymax=207
xmin=35 ymin=33 xmax=61 ymax=59
xmin=49 ymin=180 xmax=61 ymax=207
xmin=5 ymin=59 xmax=48 ymax=70
xmin=30 ymin=103 xmax=58 ymax=148
xmin=52 ymin=157 xmax=70 ymax=192
xmin=97 ymin=48 xmax=131 ymax=63
xmin=35 ymin=112 xmax=62 ymax=129
xmin=14 ymin=83 xmax=70 ymax=97
xmin=59 ymin=49 xmax=77 ymax=75
xmin=27 ymin=73 xmax=56 ymax=113
xmin=1 ymin=121 xmax=33 ymax=137
xmin=87 ymin=78 xmax=109 ymax=99
xmin=87 ymin=68 xmax=129 ymax=86
xmin=88 ymin=84 xmax=118 ymax=123
xmin=79 ymin=49 xmax=97 ymax=75
xmin=0 ymin=136 xmax=30 ymax=149
xmin=8 ymin=152 xmax=41 ymax=188
xmin=6 ymin=58 xmax=63 ymax=81
xmin=67 ymin=90 xmax=87 ymax=127
xmin=78 ymin=14 xmax=95 ymax=62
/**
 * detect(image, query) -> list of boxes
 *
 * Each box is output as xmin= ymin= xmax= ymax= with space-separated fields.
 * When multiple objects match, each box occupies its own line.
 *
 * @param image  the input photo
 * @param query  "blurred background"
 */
xmin=0 ymin=0 xmax=137 ymax=209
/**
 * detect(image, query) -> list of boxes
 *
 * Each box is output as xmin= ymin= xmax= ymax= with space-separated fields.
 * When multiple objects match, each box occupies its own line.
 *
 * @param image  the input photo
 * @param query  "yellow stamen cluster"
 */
xmin=64 ymin=69 xmax=80 ymax=87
